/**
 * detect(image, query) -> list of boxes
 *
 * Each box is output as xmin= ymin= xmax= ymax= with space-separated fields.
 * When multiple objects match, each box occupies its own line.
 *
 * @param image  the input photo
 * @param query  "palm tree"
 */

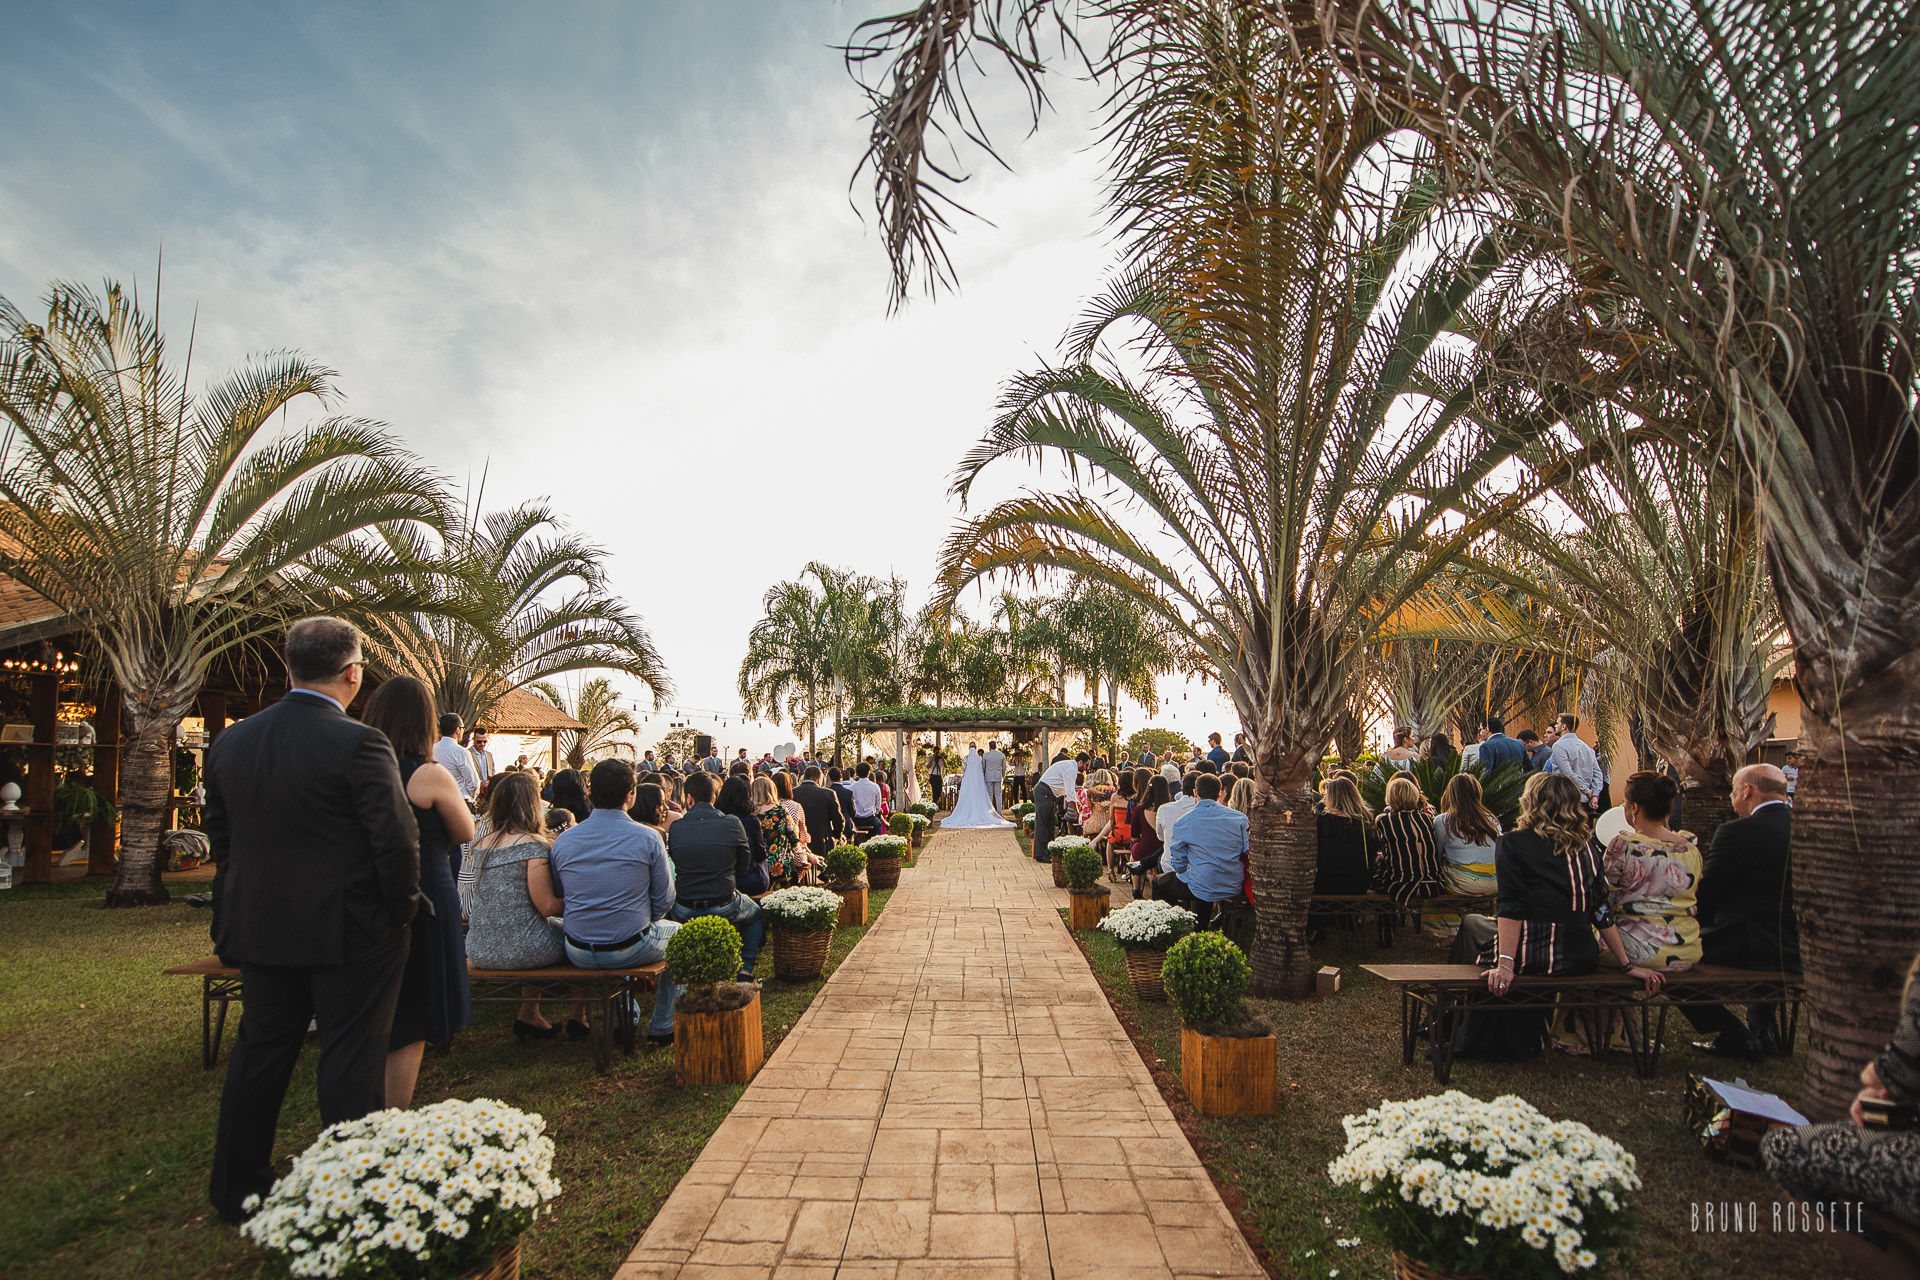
xmin=534 ymin=676 xmax=643 ymax=769
xmin=739 ymin=579 xmax=832 ymax=756
xmin=738 ymin=562 xmax=901 ymax=763
xmin=0 ymin=280 xmax=449 ymax=904
xmin=1318 ymin=0 xmax=1918 ymax=1112
xmin=1055 ymin=580 xmax=1178 ymax=754
xmin=358 ymin=501 xmax=669 ymax=730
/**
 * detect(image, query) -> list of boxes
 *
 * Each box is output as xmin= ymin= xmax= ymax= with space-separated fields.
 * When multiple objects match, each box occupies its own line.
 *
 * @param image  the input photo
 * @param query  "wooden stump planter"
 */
xmin=1125 ymin=948 xmax=1168 ymax=1001
xmin=675 ymin=991 xmax=763 ymax=1085
xmin=867 ymin=854 xmax=903 ymax=890
xmin=771 ymin=925 xmax=832 ymax=981
xmin=1179 ymin=1024 xmax=1277 ymax=1117
xmin=461 ymin=1242 xmax=523 ymax=1280
xmin=1067 ymin=886 xmax=1110 ymax=930
xmin=831 ymin=882 xmax=868 ymax=927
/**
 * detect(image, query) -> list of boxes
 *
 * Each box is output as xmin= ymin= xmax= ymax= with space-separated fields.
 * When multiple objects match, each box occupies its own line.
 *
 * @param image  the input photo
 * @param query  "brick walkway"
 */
xmin=615 ymin=827 xmax=1266 ymax=1280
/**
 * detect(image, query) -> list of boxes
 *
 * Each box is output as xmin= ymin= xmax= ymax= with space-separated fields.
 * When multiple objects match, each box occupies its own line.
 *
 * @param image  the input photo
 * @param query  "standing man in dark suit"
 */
xmin=1682 ymin=762 xmax=1799 ymax=1059
xmin=206 ymin=617 xmax=421 ymax=1222
xmin=793 ymin=766 xmax=846 ymax=855
xmin=828 ymin=766 xmax=860 ymax=841
xmin=1475 ymin=716 xmax=1527 ymax=771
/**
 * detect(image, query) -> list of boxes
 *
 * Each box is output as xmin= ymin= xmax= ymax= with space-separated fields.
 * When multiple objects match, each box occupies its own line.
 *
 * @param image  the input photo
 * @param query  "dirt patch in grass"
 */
xmin=1065 ymin=916 xmax=1842 ymax=1280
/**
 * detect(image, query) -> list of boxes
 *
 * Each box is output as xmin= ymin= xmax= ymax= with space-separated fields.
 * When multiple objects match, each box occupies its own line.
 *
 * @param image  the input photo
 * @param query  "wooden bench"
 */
xmin=1362 ymin=962 xmax=1805 ymax=1084
xmin=165 ymin=958 xmax=666 ymax=1074
xmin=1312 ymin=893 xmax=1497 ymax=942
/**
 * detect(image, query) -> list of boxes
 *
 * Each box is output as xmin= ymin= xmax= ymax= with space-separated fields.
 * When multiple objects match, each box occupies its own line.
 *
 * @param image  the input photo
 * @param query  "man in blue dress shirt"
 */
xmin=1153 ymin=774 xmax=1248 ymax=930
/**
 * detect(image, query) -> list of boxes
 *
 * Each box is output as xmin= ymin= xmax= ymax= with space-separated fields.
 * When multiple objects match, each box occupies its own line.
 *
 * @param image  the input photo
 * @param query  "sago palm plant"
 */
xmin=0 ymin=280 xmax=449 ymax=904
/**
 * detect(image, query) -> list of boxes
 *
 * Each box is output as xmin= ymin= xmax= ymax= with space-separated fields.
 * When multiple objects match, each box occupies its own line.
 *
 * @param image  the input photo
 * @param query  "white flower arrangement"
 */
xmin=240 ymin=1097 xmax=561 ymax=1279
xmin=1022 ymin=813 xmax=1036 ymax=830
xmin=1098 ymin=899 xmax=1199 ymax=951
xmin=1046 ymin=835 xmax=1095 ymax=855
xmin=863 ymin=834 xmax=910 ymax=859
xmin=758 ymin=885 xmax=844 ymax=931
xmin=907 ymin=812 xmax=930 ymax=832
xmin=1327 ymin=1092 xmax=1637 ymax=1277
xmin=908 ymin=800 xmax=937 ymax=818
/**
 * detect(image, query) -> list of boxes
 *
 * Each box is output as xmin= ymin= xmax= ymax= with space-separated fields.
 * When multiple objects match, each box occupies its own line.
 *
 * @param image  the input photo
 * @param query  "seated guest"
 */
xmin=549 ymin=768 xmax=591 ymax=825
xmin=1451 ymin=773 xmax=1664 ymax=1061
xmin=1374 ymin=773 xmax=1444 ymax=944
xmin=1764 ymin=950 xmax=1920 ymax=1237
xmin=463 ymin=770 xmax=573 ymax=1039
xmin=847 ymin=762 xmax=885 ymax=839
xmin=1599 ymin=771 xmax=1701 ymax=970
xmin=1314 ymin=777 xmax=1376 ymax=895
xmin=756 ymin=775 xmax=816 ymax=885
xmin=1127 ymin=773 xmax=1172 ymax=899
xmin=793 ymin=766 xmax=846 ymax=855
xmin=1433 ymin=772 xmax=1501 ymax=897
xmin=1154 ymin=772 xmax=1200 ymax=847
xmin=1102 ymin=770 xmax=1137 ymax=875
xmin=828 ymin=766 xmax=860 ymax=840
xmin=628 ymin=783 xmax=671 ymax=845
xmin=543 ymin=807 xmax=575 ymax=836
xmin=1153 ymin=774 xmax=1248 ymax=930
xmin=1424 ymin=733 xmax=1454 ymax=765
xmin=1683 ymin=762 xmax=1798 ymax=1058
xmin=715 ymin=773 xmax=772 ymax=896
xmin=666 ymin=770 xmax=766 ymax=980
xmin=548 ymin=759 xmax=681 ymax=1045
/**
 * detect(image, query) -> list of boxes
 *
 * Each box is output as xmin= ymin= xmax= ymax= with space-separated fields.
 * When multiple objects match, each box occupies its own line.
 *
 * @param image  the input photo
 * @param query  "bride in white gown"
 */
xmin=944 ymin=743 xmax=1012 ymax=829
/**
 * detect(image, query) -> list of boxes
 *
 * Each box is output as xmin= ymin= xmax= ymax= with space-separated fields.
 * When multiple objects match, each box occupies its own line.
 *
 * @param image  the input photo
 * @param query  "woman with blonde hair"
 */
xmin=1452 ymin=773 xmax=1665 ymax=1061
xmin=1227 ymin=777 xmax=1255 ymax=815
xmin=462 ymin=770 xmax=571 ymax=1038
xmin=754 ymin=772 xmax=817 ymax=885
xmin=1314 ymin=776 xmax=1376 ymax=896
xmin=1374 ymin=773 xmax=1444 ymax=943
xmin=1434 ymin=772 xmax=1501 ymax=897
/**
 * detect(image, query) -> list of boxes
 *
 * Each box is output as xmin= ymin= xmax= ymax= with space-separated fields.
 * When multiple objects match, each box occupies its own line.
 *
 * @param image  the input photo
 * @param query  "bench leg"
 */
xmin=1401 ymin=990 xmax=1419 ymax=1067
xmin=1642 ymin=1002 xmax=1670 ymax=1076
xmin=593 ymin=988 xmax=614 ymax=1073
xmin=203 ymin=976 xmax=217 ymax=1071
xmin=1431 ymin=993 xmax=1460 ymax=1085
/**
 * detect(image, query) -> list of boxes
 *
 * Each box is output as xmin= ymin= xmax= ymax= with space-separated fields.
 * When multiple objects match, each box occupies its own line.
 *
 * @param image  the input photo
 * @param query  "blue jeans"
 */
xmin=564 ymin=919 xmax=681 ymax=1038
xmin=670 ymin=892 xmax=765 ymax=973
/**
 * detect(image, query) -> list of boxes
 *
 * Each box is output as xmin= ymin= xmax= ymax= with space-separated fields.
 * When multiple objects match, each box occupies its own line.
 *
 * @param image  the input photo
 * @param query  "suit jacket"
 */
xmin=1476 ymin=734 xmax=1526 ymax=771
xmin=207 ymin=692 xmax=420 ymax=967
xmin=1697 ymin=802 xmax=1799 ymax=971
xmin=831 ymin=781 xmax=859 ymax=834
xmin=793 ymin=781 xmax=845 ymax=851
xmin=666 ymin=803 xmax=752 ymax=902
xmin=983 ymin=749 xmax=1006 ymax=781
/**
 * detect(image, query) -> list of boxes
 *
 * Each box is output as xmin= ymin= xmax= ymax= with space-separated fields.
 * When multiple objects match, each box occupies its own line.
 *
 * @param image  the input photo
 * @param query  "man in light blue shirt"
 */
xmin=1154 ymin=774 xmax=1248 ymax=930
xmin=548 ymin=759 xmax=682 ymax=1043
xmin=1545 ymin=714 xmax=1606 ymax=809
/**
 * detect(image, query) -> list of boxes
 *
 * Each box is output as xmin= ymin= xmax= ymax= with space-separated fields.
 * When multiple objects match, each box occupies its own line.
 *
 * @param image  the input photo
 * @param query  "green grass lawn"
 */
xmin=0 ymin=877 xmax=892 ymax=1280
xmin=1069 ymin=916 xmax=1836 ymax=1280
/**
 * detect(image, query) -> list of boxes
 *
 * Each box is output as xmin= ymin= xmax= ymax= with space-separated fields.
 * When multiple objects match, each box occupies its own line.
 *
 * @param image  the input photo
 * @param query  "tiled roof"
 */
xmin=0 ymin=572 xmax=62 ymax=632
xmin=484 ymin=687 xmax=584 ymax=733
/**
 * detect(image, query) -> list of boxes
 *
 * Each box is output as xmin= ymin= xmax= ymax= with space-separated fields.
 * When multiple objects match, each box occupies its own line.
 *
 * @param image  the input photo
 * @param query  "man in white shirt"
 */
xmin=468 ymin=728 xmax=496 ymax=786
xmin=434 ymin=713 xmax=480 ymax=803
xmin=1544 ymin=714 xmax=1605 ymax=809
xmin=847 ymin=762 xmax=885 ymax=839
xmin=1155 ymin=772 xmax=1199 ymax=846
xmin=1032 ymin=750 xmax=1083 ymax=861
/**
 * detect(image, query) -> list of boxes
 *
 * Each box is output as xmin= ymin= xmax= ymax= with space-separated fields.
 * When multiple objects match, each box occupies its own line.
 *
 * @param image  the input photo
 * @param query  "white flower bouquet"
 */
xmin=1098 ymin=900 xmax=1199 ymax=951
xmin=1327 ymin=1092 xmax=1638 ymax=1277
xmin=907 ymin=812 xmax=930 ymax=833
xmin=758 ymin=885 xmax=844 ymax=931
xmin=241 ymin=1097 xmax=561 ymax=1279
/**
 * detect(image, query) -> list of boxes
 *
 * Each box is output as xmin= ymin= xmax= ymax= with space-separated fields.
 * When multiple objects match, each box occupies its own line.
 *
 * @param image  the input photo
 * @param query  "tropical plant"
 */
xmin=1360 ymin=759 xmax=1526 ymax=823
xmin=359 ymin=500 xmax=668 ymax=731
xmin=739 ymin=562 xmax=905 ymax=763
xmin=1161 ymin=931 xmax=1251 ymax=1027
xmin=1052 ymin=578 xmax=1179 ymax=755
xmin=664 ymin=915 xmax=743 ymax=990
xmin=1316 ymin=0 xmax=1920 ymax=1112
xmin=0 ymin=280 xmax=449 ymax=904
xmin=533 ymin=676 xmax=643 ymax=769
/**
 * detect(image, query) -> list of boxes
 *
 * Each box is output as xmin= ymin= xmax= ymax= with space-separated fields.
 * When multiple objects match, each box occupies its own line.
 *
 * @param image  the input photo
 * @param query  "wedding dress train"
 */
xmin=944 ymin=748 xmax=1012 ymax=829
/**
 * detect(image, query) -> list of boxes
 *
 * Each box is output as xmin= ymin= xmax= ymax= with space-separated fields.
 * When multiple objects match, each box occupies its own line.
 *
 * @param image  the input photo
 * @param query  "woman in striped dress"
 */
xmin=1452 ymin=773 xmax=1665 ymax=1060
xmin=1374 ymin=773 xmax=1444 ymax=945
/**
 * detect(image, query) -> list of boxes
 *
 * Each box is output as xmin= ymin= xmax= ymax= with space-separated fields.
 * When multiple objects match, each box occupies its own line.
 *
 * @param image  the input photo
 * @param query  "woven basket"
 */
xmin=1392 ymin=1250 xmax=1486 ymax=1280
xmin=1051 ymin=857 xmax=1070 ymax=887
xmin=771 ymin=925 xmax=832 ymax=981
xmin=868 ymin=854 xmax=903 ymax=890
xmin=462 ymin=1241 xmax=522 ymax=1280
xmin=1125 ymin=948 xmax=1167 ymax=1001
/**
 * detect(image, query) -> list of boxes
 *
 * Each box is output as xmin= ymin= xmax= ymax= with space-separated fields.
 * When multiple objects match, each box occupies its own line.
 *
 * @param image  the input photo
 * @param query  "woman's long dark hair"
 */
xmin=631 ymin=782 xmax=666 ymax=827
xmin=550 ymin=768 xmax=590 ymax=821
xmin=361 ymin=676 xmax=435 ymax=759
xmin=716 ymin=773 xmax=756 ymax=820
xmin=1142 ymin=775 xmax=1173 ymax=810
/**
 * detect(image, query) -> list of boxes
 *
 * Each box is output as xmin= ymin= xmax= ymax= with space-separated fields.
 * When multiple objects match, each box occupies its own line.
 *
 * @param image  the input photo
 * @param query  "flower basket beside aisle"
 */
xmin=863 ymin=835 xmax=909 ymax=889
xmin=760 ymin=886 xmax=842 ymax=981
xmin=239 ymin=1097 xmax=561 ymax=1280
xmin=1098 ymin=900 xmax=1199 ymax=1002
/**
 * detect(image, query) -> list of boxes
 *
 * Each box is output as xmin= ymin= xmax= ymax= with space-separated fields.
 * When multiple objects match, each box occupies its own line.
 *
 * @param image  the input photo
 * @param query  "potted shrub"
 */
xmin=887 ymin=811 xmax=920 ymax=857
xmin=1055 ymin=838 xmax=1110 ymax=927
xmin=1328 ymin=1091 xmax=1639 ymax=1279
xmin=1097 ymin=900 xmax=1198 ymax=1001
xmin=908 ymin=800 xmax=937 ymax=820
xmin=665 ymin=916 xmax=762 ymax=1086
xmin=240 ymin=1097 xmax=562 ymax=1280
xmin=1045 ymin=833 xmax=1094 ymax=888
xmin=1162 ymin=932 xmax=1275 ymax=1116
xmin=760 ymin=885 xmax=843 ymax=981
xmin=863 ymin=834 xmax=909 ymax=890
xmin=823 ymin=842 xmax=868 ymax=926
xmin=1012 ymin=800 xmax=1036 ymax=821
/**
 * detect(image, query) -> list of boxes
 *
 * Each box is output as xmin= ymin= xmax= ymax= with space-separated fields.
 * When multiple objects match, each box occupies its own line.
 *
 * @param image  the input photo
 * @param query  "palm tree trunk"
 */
xmin=1678 ymin=776 xmax=1736 ymax=851
xmin=1247 ymin=744 xmax=1323 ymax=997
xmin=105 ymin=710 xmax=186 ymax=907
xmin=831 ymin=677 xmax=846 ymax=767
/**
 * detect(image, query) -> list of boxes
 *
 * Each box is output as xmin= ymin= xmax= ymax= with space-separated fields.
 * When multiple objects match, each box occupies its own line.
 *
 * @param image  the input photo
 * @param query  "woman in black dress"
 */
xmin=362 ymin=676 xmax=476 ymax=1107
xmin=1453 ymin=772 xmax=1665 ymax=1060
xmin=1314 ymin=776 xmax=1376 ymax=894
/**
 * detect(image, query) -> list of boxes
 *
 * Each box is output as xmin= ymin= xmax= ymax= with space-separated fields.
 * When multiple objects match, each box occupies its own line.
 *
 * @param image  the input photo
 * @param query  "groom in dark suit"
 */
xmin=206 ymin=617 xmax=422 ymax=1222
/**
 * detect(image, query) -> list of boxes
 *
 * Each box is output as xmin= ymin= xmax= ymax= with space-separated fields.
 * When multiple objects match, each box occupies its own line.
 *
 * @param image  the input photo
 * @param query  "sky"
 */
xmin=0 ymin=0 xmax=1244 ymax=756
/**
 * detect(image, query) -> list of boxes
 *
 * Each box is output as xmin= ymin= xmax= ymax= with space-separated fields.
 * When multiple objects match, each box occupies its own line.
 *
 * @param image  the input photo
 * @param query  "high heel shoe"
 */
xmin=565 ymin=1019 xmax=591 ymax=1041
xmin=513 ymin=1019 xmax=561 ymax=1041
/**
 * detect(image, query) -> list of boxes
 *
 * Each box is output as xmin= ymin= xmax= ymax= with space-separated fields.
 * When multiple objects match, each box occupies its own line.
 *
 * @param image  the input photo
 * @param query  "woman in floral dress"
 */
xmin=1601 ymin=770 xmax=1702 ymax=969
xmin=754 ymin=774 xmax=813 ymax=885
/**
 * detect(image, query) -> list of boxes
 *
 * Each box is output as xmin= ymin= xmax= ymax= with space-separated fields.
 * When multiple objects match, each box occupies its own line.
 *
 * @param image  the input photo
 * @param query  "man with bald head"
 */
xmin=1684 ymin=761 xmax=1800 ymax=1059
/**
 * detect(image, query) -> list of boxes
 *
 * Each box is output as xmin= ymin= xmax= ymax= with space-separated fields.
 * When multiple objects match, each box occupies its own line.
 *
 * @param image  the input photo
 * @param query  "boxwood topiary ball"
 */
xmin=1161 ymin=931 xmax=1250 ymax=1027
xmin=1059 ymin=843 xmax=1105 ymax=888
xmin=824 ymin=843 xmax=867 ymax=885
xmin=665 ymin=915 xmax=744 ymax=987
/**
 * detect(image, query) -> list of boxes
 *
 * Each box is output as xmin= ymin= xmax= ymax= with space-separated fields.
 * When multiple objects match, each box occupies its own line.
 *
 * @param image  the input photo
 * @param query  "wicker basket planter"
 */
xmin=675 ymin=991 xmax=763 ymax=1086
xmin=1067 ymin=886 xmax=1110 ymax=930
xmin=911 ymin=828 xmax=922 ymax=850
xmin=1391 ymin=1250 xmax=1486 ymax=1280
xmin=462 ymin=1242 xmax=523 ymax=1280
xmin=1051 ymin=856 xmax=1070 ymax=887
xmin=771 ymin=925 xmax=832 ymax=981
xmin=830 ymin=882 xmax=868 ymax=926
xmin=867 ymin=854 xmax=903 ymax=890
xmin=1180 ymin=1025 xmax=1277 ymax=1117
xmin=1125 ymin=947 xmax=1168 ymax=1001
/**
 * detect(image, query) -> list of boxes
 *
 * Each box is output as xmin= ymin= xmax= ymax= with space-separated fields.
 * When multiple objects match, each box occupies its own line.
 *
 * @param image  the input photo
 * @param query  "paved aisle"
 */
xmin=616 ymin=827 xmax=1266 ymax=1280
